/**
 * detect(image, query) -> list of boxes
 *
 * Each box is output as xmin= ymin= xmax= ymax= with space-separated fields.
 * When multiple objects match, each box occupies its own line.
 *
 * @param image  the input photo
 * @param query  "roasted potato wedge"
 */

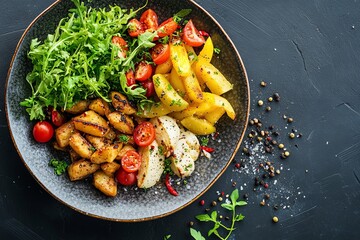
xmin=170 ymin=38 xmax=191 ymax=77
xmin=110 ymin=91 xmax=136 ymax=115
xmin=55 ymin=121 xmax=75 ymax=148
xmin=73 ymin=110 xmax=110 ymax=137
xmin=69 ymin=132 xmax=94 ymax=159
xmin=65 ymin=100 xmax=90 ymax=114
xmin=180 ymin=116 xmax=216 ymax=135
xmin=90 ymin=144 xmax=121 ymax=164
xmin=68 ymin=159 xmax=100 ymax=181
xmin=136 ymin=102 xmax=172 ymax=118
xmin=93 ymin=170 xmax=117 ymax=197
xmin=101 ymin=162 xmax=121 ymax=176
xmin=69 ymin=149 xmax=81 ymax=162
xmin=88 ymin=98 xmax=111 ymax=116
xmin=155 ymin=57 xmax=173 ymax=74
xmin=107 ymin=112 xmax=134 ymax=134
xmin=204 ymin=107 xmax=226 ymax=125
xmin=85 ymin=135 xmax=112 ymax=150
xmin=181 ymin=69 xmax=204 ymax=104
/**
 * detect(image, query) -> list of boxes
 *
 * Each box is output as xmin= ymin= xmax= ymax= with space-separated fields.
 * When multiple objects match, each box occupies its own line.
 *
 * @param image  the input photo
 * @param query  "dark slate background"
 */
xmin=1 ymin=0 xmax=359 ymax=239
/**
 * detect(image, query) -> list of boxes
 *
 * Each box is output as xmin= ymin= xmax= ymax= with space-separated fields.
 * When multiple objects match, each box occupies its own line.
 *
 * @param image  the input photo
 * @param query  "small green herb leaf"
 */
xmin=195 ymin=214 xmax=212 ymax=222
xmin=118 ymin=135 xmax=130 ymax=143
xmin=190 ymin=228 xmax=206 ymax=240
xmin=221 ymin=203 xmax=233 ymax=211
xmin=163 ymin=235 xmax=171 ymax=240
xmin=211 ymin=211 xmax=218 ymax=221
xmin=235 ymin=214 xmax=245 ymax=222
xmin=230 ymin=189 xmax=239 ymax=204
xmin=49 ymin=158 xmax=68 ymax=176
xmin=235 ymin=201 xmax=247 ymax=207
xmin=200 ymin=137 xmax=209 ymax=146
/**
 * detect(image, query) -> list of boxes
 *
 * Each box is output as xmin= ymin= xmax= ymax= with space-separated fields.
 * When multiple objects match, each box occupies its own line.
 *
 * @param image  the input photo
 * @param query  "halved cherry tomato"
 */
xmin=116 ymin=168 xmax=137 ymax=186
xmin=111 ymin=36 xmax=128 ymax=58
xmin=141 ymin=79 xmax=155 ymax=98
xmin=121 ymin=150 xmax=142 ymax=173
xmin=133 ymin=121 xmax=155 ymax=147
xmin=128 ymin=18 xmax=145 ymax=37
xmin=157 ymin=17 xmax=179 ymax=38
xmin=182 ymin=20 xmax=205 ymax=47
xmin=33 ymin=121 xmax=54 ymax=143
xmin=135 ymin=61 xmax=153 ymax=81
xmin=51 ymin=110 xmax=66 ymax=127
xmin=150 ymin=43 xmax=170 ymax=65
xmin=140 ymin=9 xmax=158 ymax=32
xmin=126 ymin=70 xmax=136 ymax=87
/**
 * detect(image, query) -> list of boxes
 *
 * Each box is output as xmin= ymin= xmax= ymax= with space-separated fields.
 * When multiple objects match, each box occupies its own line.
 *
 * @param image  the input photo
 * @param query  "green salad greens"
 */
xmin=20 ymin=0 xmax=154 ymax=120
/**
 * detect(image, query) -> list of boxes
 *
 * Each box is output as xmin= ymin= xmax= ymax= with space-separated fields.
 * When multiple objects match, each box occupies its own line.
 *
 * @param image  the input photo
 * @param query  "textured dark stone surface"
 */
xmin=1 ymin=0 xmax=360 ymax=239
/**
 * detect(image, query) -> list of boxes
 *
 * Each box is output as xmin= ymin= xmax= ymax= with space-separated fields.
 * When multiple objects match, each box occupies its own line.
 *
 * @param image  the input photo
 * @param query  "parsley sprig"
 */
xmin=190 ymin=189 xmax=247 ymax=240
xmin=49 ymin=158 xmax=68 ymax=176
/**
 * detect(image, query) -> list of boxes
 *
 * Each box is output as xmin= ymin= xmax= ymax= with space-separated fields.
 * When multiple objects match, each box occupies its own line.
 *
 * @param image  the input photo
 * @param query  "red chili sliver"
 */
xmin=165 ymin=174 xmax=178 ymax=196
xmin=200 ymin=146 xmax=215 ymax=153
xmin=199 ymin=30 xmax=209 ymax=37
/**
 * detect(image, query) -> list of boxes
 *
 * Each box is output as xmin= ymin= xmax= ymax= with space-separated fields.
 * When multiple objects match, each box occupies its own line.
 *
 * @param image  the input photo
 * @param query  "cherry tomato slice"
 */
xmin=111 ymin=36 xmax=128 ymax=58
xmin=141 ymin=79 xmax=155 ymax=98
xmin=126 ymin=69 xmax=136 ymax=87
xmin=135 ymin=61 xmax=153 ymax=81
xmin=121 ymin=150 xmax=142 ymax=173
xmin=128 ymin=19 xmax=145 ymax=37
xmin=116 ymin=168 xmax=137 ymax=186
xmin=150 ymin=43 xmax=170 ymax=65
xmin=157 ymin=17 xmax=179 ymax=38
xmin=140 ymin=9 xmax=158 ymax=32
xmin=182 ymin=20 xmax=205 ymax=47
xmin=133 ymin=121 xmax=156 ymax=147
xmin=51 ymin=110 xmax=66 ymax=127
xmin=33 ymin=121 xmax=54 ymax=143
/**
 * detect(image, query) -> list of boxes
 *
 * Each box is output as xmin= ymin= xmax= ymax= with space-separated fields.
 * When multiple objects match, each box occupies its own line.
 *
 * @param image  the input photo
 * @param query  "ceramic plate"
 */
xmin=5 ymin=0 xmax=249 ymax=221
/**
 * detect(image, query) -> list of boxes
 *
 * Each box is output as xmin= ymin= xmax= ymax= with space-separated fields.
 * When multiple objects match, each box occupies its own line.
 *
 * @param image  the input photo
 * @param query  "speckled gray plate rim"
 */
xmin=5 ymin=0 xmax=250 ymax=222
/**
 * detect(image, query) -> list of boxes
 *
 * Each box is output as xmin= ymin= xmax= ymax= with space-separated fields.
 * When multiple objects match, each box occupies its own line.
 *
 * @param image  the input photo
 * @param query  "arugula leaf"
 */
xmin=173 ymin=9 xmax=192 ymax=23
xmin=190 ymin=228 xmax=206 ymax=240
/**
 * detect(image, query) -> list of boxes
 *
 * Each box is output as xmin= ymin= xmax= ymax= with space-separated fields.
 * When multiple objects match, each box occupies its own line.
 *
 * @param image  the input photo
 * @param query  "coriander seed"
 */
xmin=272 ymin=216 xmax=279 ymax=223
xmin=258 ymin=100 xmax=264 ymax=106
xmin=268 ymin=97 xmax=273 ymax=102
xmin=289 ymin=133 xmax=295 ymax=139
xmin=278 ymin=143 xmax=284 ymax=149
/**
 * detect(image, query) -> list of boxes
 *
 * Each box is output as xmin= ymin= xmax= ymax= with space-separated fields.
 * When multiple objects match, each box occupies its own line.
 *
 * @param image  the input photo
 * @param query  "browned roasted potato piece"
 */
xmin=53 ymin=142 xmax=67 ymax=151
xmin=89 ymin=98 xmax=111 ymax=116
xmin=55 ymin=121 xmax=75 ymax=148
xmin=110 ymin=91 xmax=136 ymax=115
xmin=65 ymin=100 xmax=90 ymax=114
xmin=85 ymin=135 xmax=112 ymax=150
xmin=72 ymin=110 xmax=109 ymax=137
xmin=93 ymin=170 xmax=117 ymax=197
xmin=90 ymin=144 xmax=121 ymax=164
xmin=68 ymin=159 xmax=100 ymax=181
xmin=107 ymin=112 xmax=134 ymax=134
xmin=116 ymin=144 xmax=136 ymax=160
xmin=101 ymin=162 xmax=121 ymax=176
xmin=104 ymin=128 xmax=117 ymax=141
xmin=69 ymin=149 xmax=81 ymax=162
xmin=69 ymin=132 xmax=94 ymax=159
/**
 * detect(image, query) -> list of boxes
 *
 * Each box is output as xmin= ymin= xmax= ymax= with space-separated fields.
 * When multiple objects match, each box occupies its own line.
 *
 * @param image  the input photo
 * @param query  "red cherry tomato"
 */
xmin=33 ymin=121 xmax=54 ymax=143
xmin=116 ymin=168 xmax=137 ymax=186
xmin=133 ymin=121 xmax=156 ymax=147
xmin=141 ymin=79 xmax=155 ymax=98
xmin=121 ymin=150 xmax=142 ymax=173
xmin=135 ymin=61 xmax=153 ymax=81
xmin=157 ymin=17 xmax=179 ymax=38
xmin=51 ymin=110 xmax=66 ymax=127
xmin=182 ymin=20 xmax=205 ymax=47
xmin=151 ymin=43 xmax=170 ymax=65
xmin=126 ymin=69 xmax=136 ymax=87
xmin=128 ymin=18 xmax=145 ymax=37
xmin=111 ymin=36 xmax=128 ymax=58
xmin=140 ymin=9 xmax=158 ymax=32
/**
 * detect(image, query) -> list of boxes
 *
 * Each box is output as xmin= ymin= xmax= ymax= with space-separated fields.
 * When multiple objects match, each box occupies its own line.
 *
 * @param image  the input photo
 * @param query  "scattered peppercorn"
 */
xmin=287 ymin=117 xmax=294 ymax=123
xmin=265 ymin=194 xmax=270 ymax=199
xmin=273 ymin=93 xmax=280 ymax=101
xmin=189 ymin=221 xmax=194 ymax=227
xmin=243 ymin=193 xmax=249 ymax=199
xmin=260 ymin=81 xmax=267 ymax=87
xmin=199 ymin=200 xmax=205 ymax=206
xmin=219 ymin=215 xmax=223 ymax=219
xmin=289 ymin=133 xmax=295 ymax=139
xmin=273 ymin=204 xmax=279 ymax=210
xmin=268 ymin=97 xmax=273 ymax=102
xmin=258 ymin=100 xmax=264 ymax=106
xmin=232 ymin=181 xmax=237 ymax=187
xmin=235 ymin=163 xmax=241 ymax=169
xmin=276 ymin=169 xmax=281 ymax=175
xmin=278 ymin=143 xmax=284 ymax=149
xmin=218 ymin=197 xmax=223 ymax=202
xmin=260 ymin=200 xmax=266 ymax=206
xmin=211 ymin=201 xmax=217 ymax=207
xmin=272 ymin=216 xmax=279 ymax=223
xmin=264 ymin=183 xmax=269 ymax=188
xmin=266 ymin=106 xmax=272 ymax=112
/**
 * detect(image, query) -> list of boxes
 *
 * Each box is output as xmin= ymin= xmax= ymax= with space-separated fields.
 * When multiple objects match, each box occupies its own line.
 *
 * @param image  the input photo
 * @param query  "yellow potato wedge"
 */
xmin=107 ymin=112 xmax=134 ymax=134
xmin=198 ymin=37 xmax=213 ymax=62
xmin=153 ymin=74 xmax=189 ymax=111
xmin=155 ymin=57 xmax=173 ymax=74
xmin=85 ymin=135 xmax=112 ymax=150
xmin=90 ymin=144 xmax=121 ymax=164
xmin=210 ymin=93 xmax=236 ymax=120
xmin=101 ymin=162 xmax=121 ymax=177
xmin=88 ymin=98 xmax=111 ymax=116
xmin=93 ymin=170 xmax=117 ymax=197
xmin=65 ymin=100 xmax=90 ymax=114
xmin=136 ymin=102 xmax=172 ymax=118
xmin=204 ymin=107 xmax=226 ymax=125
xmin=197 ymin=61 xmax=233 ymax=95
xmin=69 ymin=132 xmax=94 ymax=159
xmin=55 ymin=121 xmax=75 ymax=148
xmin=170 ymin=38 xmax=191 ymax=77
xmin=110 ymin=91 xmax=136 ymax=115
xmin=181 ymin=69 xmax=204 ymax=104
xmin=72 ymin=110 xmax=110 ymax=137
xmin=169 ymin=101 xmax=216 ymax=120
xmin=169 ymin=68 xmax=187 ymax=97
xmin=184 ymin=45 xmax=198 ymax=65
xmin=180 ymin=116 xmax=216 ymax=135
xmin=68 ymin=159 xmax=100 ymax=181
